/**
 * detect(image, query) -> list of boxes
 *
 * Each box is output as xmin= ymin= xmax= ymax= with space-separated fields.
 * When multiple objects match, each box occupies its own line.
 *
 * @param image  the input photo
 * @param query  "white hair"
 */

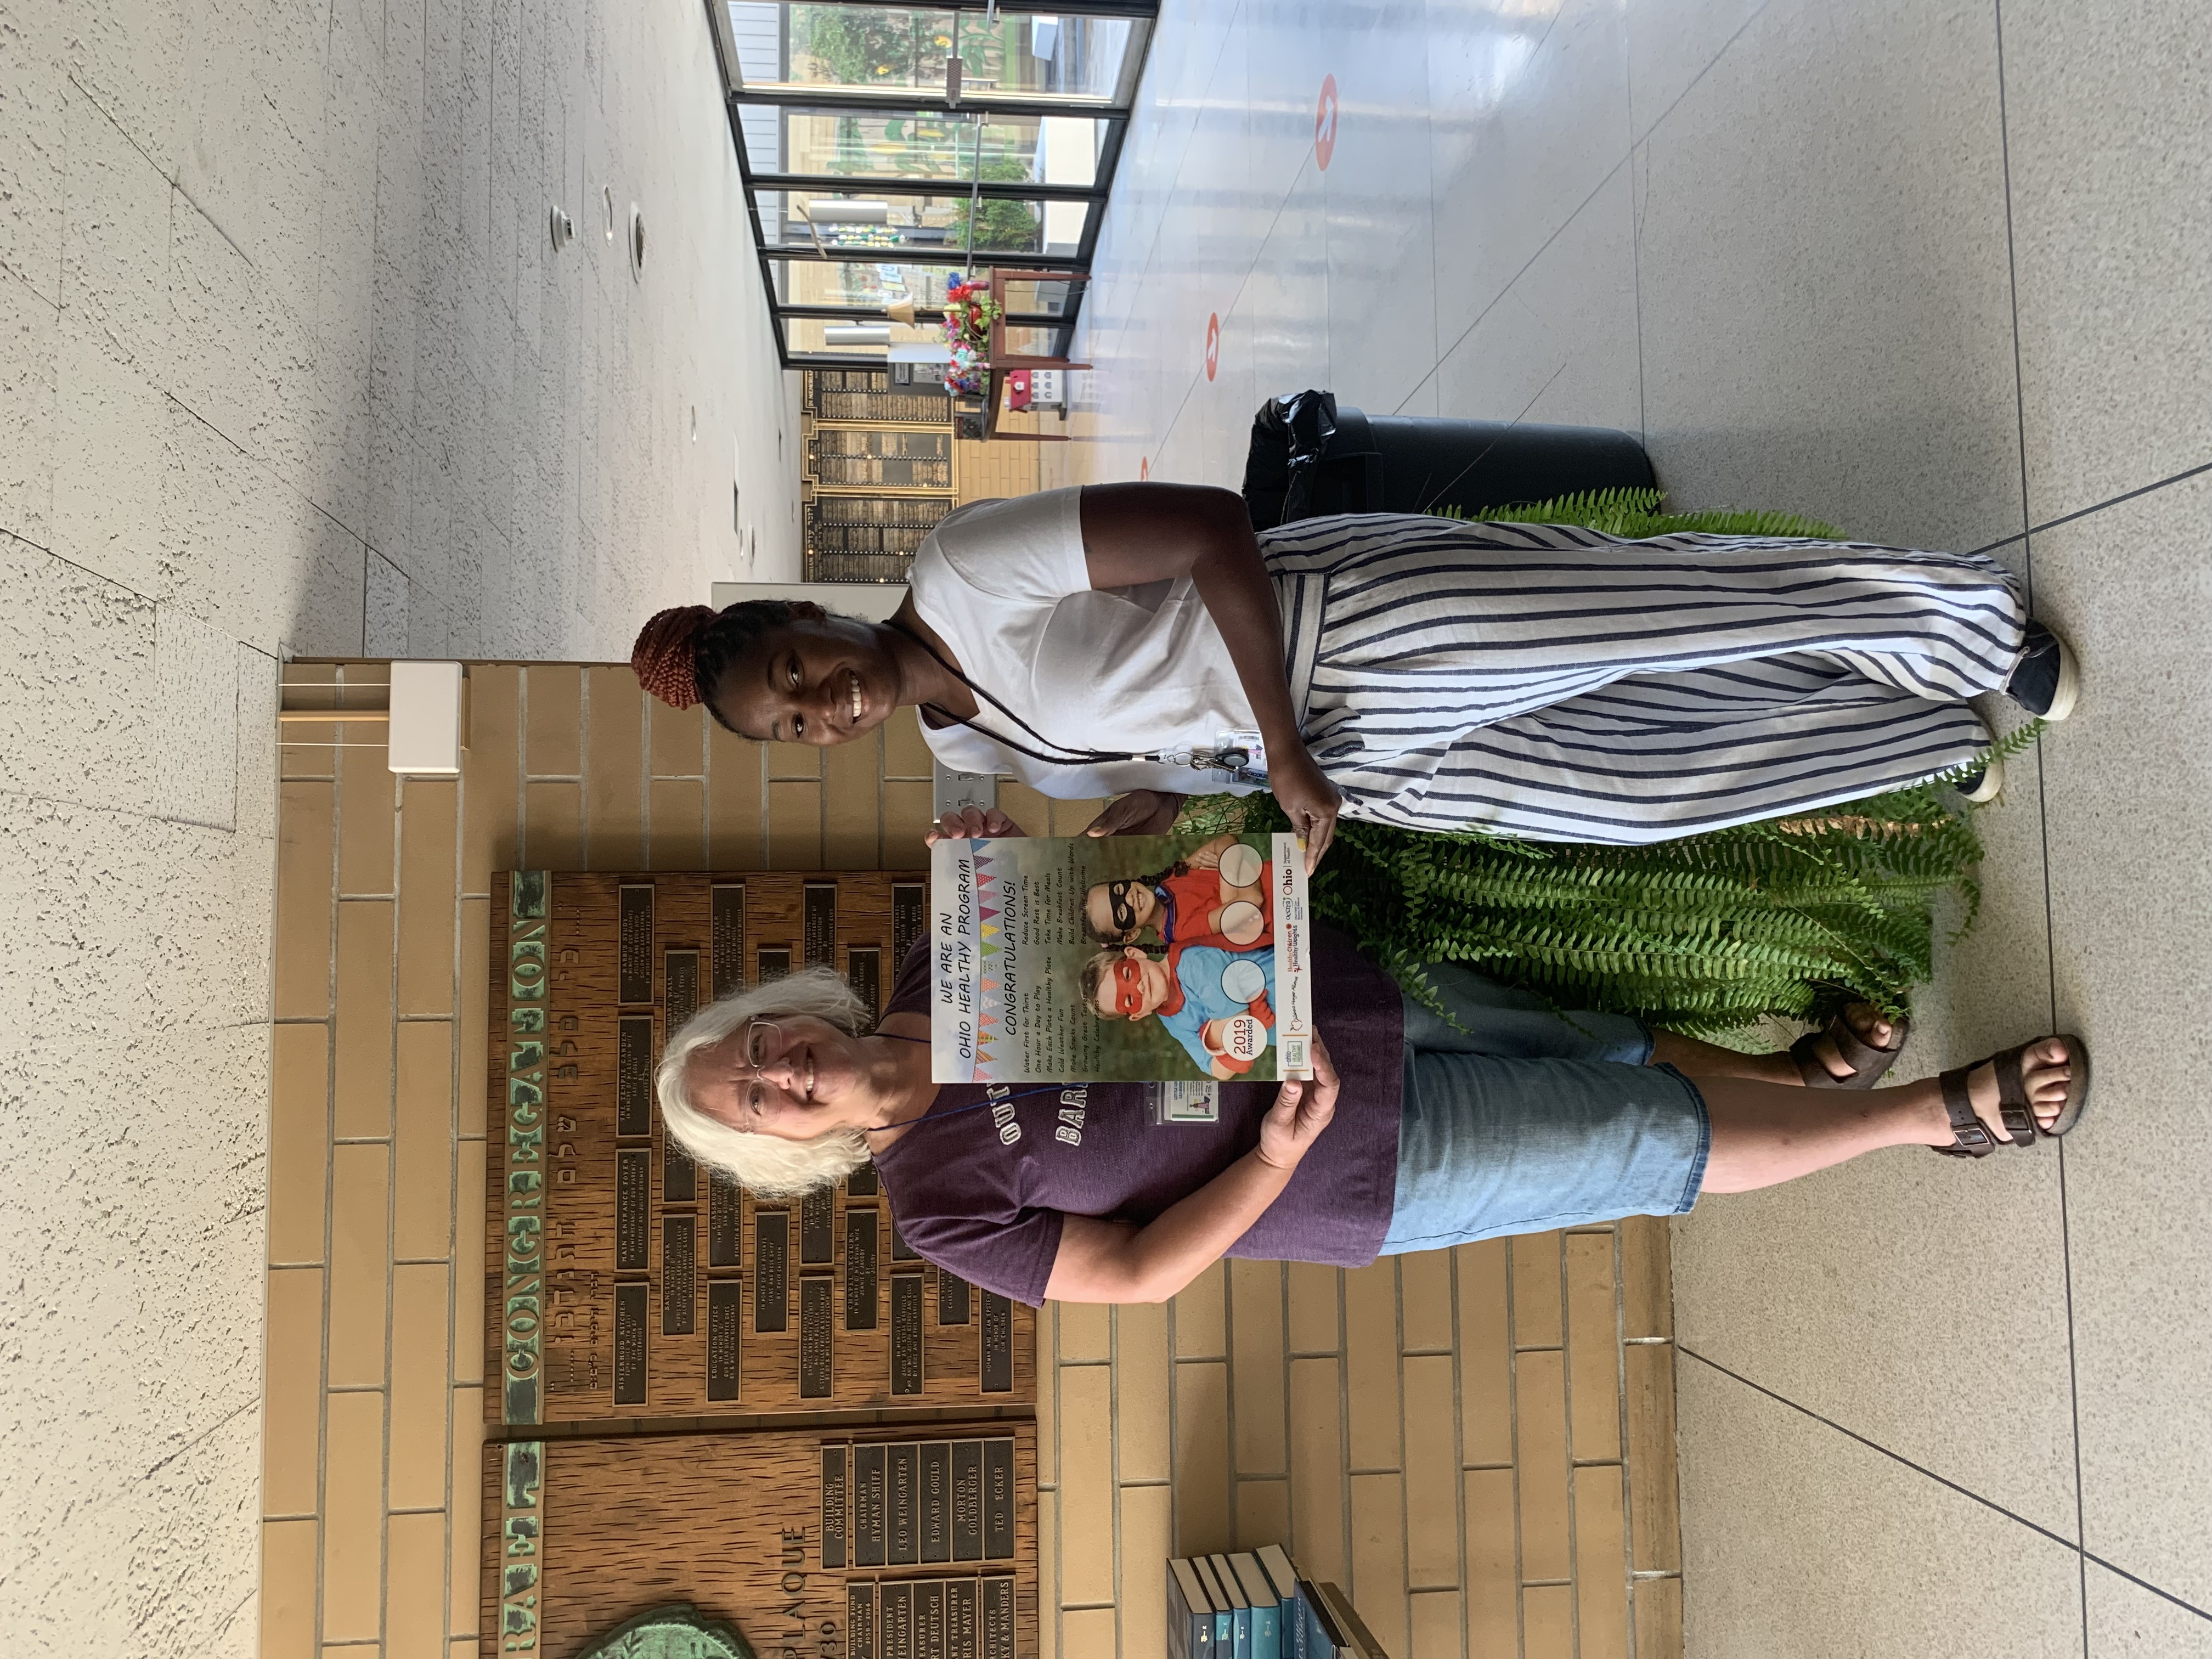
xmin=654 ymin=966 xmax=874 ymax=1198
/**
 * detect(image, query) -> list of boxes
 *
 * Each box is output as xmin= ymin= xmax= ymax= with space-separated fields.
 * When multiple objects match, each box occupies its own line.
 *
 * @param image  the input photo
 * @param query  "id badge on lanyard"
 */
xmin=1145 ymin=1080 xmax=1220 ymax=1124
xmin=1207 ymin=729 xmax=1268 ymax=785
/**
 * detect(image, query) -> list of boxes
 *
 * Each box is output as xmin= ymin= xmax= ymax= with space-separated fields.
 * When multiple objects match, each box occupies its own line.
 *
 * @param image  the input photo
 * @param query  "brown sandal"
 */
xmin=1933 ymin=1035 xmax=2092 ymax=1158
xmin=1792 ymin=1006 xmax=1911 ymax=1089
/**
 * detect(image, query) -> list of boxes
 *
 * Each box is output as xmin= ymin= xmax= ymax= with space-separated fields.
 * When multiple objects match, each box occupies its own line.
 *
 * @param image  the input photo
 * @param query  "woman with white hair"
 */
xmin=654 ymin=828 xmax=2089 ymax=1307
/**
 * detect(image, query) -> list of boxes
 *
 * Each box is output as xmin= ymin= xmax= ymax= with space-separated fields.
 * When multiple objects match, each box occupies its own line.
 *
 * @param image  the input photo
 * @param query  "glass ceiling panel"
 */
xmin=720 ymin=3 xmax=1154 ymax=368
xmin=755 ymin=188 xmax=1090 ymax=257
xmin=772 ymin=258 xmax=967 ymax=313
xmin=765 ymin=107 xmax=1105 ymax=191
xmin=736 ymin=7 xmax=1140 ymax=107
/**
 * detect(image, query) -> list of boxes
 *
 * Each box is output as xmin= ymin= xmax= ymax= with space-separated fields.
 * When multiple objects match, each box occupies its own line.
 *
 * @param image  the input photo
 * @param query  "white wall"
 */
xmin=0 ymin=1 xmax=796 ymax=1652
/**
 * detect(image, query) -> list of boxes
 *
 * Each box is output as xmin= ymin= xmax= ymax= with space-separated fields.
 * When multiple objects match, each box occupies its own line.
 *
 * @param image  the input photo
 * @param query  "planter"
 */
xmin=1242 ymin=390 xmax=1655 ymax=528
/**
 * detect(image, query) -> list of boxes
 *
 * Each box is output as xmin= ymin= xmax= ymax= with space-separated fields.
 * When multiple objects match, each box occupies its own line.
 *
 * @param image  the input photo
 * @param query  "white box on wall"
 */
xmin=388 ymin=661 xmax=466 ymax=776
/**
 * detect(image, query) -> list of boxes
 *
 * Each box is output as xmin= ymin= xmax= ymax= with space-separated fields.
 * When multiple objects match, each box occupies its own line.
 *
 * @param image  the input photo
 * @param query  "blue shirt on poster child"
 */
xmin=1158 ymin=945 xmax=1275 ymax=1077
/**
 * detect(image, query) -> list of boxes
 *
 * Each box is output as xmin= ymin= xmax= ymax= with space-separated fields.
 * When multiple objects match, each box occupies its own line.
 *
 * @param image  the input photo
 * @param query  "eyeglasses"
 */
xmin=742 ymin=1020 xmax=782 ymax=1068
xmin=730 ymin=1020 xmax=785 ymax=1118
xmin=1110 ymin=957 xmax=1147 ymax=1018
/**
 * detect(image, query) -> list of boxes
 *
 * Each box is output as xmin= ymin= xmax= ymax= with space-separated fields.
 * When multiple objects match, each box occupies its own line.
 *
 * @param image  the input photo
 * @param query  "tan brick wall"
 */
xmin=262 ymin=659 xmax=1680 ymax=1659
xmin=956 ymin=439 xmax=1045 ymax=504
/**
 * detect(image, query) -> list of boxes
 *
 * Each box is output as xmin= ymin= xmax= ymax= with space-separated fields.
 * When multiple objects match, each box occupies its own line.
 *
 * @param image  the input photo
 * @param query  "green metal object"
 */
xmin=574 ymin=1605 xmax=757 ymax=1659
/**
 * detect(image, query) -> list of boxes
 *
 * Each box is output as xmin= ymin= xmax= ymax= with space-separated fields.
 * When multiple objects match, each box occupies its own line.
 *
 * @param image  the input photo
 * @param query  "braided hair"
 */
xmin=1082 ymin=863 xmax=1193 ymax=945
xmin=632 ymin=600 xmax=819 ymax=731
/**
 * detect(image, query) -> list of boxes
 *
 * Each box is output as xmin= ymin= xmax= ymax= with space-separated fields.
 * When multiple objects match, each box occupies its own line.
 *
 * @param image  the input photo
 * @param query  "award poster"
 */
xmin=929 ymin=831 xmax=1313 ymax=1085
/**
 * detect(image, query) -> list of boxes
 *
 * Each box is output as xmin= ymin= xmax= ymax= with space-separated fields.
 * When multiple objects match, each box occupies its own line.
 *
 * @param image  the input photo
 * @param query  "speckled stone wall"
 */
xmin=0 ymin=2 xmax=797 ymax=1654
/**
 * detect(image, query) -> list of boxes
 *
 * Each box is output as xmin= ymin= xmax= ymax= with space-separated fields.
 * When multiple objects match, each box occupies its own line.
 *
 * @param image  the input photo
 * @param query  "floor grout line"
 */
xmin=1681 ymin=1348 xmax=2212 ymax=1627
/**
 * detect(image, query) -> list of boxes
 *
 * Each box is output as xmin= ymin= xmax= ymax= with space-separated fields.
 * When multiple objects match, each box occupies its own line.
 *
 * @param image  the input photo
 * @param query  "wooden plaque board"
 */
xmin=484 ymin=1425 xmax=1039 ymax=1659
xmin=487 ymin=872 xmax=1036 ymax=1427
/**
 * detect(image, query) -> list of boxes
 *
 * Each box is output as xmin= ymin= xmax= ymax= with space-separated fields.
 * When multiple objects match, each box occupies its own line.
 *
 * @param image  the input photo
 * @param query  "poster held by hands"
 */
xmin=930 ymin=831 xmax=1313 ymax=1085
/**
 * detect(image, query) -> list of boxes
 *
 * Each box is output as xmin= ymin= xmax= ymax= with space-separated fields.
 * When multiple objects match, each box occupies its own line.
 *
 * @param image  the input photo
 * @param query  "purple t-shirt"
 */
xmin=872 ymin=926 xmax=1405 ymax=1306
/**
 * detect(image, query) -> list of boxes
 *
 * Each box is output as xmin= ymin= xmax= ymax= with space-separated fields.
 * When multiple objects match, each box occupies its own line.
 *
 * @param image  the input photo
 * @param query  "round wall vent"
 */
xmin=629 ymin=205 xmax=646 ymax=279
xmin=602 ymin=185 xmax=616 ymax=240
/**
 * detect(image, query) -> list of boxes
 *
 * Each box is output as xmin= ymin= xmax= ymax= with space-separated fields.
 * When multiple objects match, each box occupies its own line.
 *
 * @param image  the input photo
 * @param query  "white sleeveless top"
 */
xmin=905 ymin=488 xmax=1263 ymax=800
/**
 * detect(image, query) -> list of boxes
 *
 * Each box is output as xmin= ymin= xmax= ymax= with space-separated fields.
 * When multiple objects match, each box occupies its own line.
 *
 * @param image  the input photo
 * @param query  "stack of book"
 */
xmin=1166 ymin=1545 xmax=1390 ymax=1659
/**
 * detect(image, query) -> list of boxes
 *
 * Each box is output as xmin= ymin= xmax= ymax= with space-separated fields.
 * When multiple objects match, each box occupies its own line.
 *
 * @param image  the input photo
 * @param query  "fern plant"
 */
xmin=1189 ymin=488 xmax=2034 ymax=1035
xmin=1432 ymin=486 xmax=1843 ymax=541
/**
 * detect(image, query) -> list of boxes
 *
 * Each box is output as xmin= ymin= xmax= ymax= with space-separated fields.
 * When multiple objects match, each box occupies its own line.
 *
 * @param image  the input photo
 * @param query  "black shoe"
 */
xmin=2006 ymin=620 xmax=2080 ymax=721
xmin=1955 ymin=756 xmax=2004 ymax=804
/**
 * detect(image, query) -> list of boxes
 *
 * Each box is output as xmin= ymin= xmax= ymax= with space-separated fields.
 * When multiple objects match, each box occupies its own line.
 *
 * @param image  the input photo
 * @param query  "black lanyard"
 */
xmin=889 ymin=619 xmax=1254 ymax=776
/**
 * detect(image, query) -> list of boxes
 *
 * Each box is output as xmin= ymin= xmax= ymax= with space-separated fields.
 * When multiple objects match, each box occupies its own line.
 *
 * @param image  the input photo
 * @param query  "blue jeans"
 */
xmin=1378 ymin=966 xmax=1710 ymax=1255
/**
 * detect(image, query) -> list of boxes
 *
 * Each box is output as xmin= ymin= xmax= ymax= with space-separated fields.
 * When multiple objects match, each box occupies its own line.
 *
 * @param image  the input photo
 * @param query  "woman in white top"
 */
xmin=630 ymin=483 xmax=2078 ymax=857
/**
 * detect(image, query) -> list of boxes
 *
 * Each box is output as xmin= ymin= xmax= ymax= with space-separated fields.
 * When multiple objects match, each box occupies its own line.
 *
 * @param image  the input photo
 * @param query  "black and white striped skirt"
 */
xmin=1263 ymin=514 xmax=2025 ymax=843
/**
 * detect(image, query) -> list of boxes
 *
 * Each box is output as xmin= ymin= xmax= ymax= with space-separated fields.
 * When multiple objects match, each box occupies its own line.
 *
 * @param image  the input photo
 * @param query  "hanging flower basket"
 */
xmin=940 ymin=278 xmax=1001 ymax=395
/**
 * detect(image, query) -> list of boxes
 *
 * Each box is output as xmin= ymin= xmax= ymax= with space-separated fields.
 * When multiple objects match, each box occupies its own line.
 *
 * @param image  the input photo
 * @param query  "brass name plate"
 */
xmin=755 ymin=1211 xmax=789 ymax=1333
xmin=616 ymin=1017 xmax=652 ymax=1139
xmin=800 ymin=1274 xmax=834 ymax=1398
xmin=947 ymin=1579 xmax=977 ymax=1659
xmin=710 ymin=884 xmax=746 ymax=996
xmin=983 ymin=1577 xmax=1014 ymax=1659
xmin=804 ymin=882 xmax=837 ymax=968
xmin=708 ymin=1171 xmax=740 ymax=1267
xmin=881 ymin=1582 xmax=914 ymax=1659
xmin=661 ymin=1216 xmax=695 ymax=1336
xmin=952 ymin=1441 xmax=981 ymax=1562
xmin=921 ymin=1441 xmax=950 ymax=1564
xmin=938 ymin=1270 xmax=970 ymax=1327
xmin=856 ymin=1444 xmax=887 ymax=1567
xmin=849 ymin=1582 xmax=877 ymax=1659
xmin=613 ymin=1283 xmax=647 ymax=1406
xmin=917 ymin=1580 xmax=945 ymax=1659
xmin=893 ymin=881 xmax=926 ymax=973
xmin=846 ymin=1209 xmax=879 ymax=1329
xmin=848 ymin=945 xmax=882 ymax=1019
xmin=614 ymin=1150 xmax=649 ymax=1273
xmin=802 ymin=1186 xmax=834 ymax=1265
xmin=822 ymin=1444 xmax=849 ymax=1570
xmin=980 ymin=1293 xmax=1013 ymax=1394
xmin=617 ymin=884 xmax=653 ymax=1004
xmin=891 ymin=1273 xmax=924 ymax=1396
xmin=983 ymin=1440 xmax=1014 ymax=1561
xmin=706 ymin=1281 xmax=741 ymax=1401
xmin=889 ymin=1442 xmax=919 ymax=1566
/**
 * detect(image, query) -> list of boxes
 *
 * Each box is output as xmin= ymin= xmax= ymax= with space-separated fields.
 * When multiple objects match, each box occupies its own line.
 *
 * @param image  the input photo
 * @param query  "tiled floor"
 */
xmin=1041 ymin=2 xmax=2212 ymax=1654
